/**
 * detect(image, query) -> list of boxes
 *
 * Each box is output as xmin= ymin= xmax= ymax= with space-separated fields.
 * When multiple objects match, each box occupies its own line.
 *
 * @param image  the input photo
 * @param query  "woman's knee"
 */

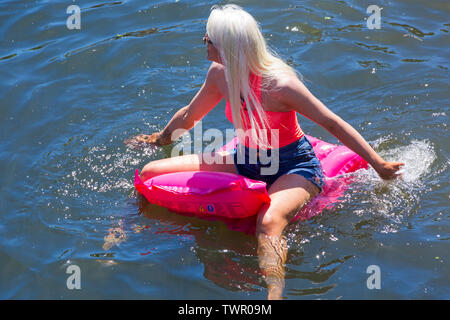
xmin=140 ymin=160 xmax=164 ymax=180
xmin=256 ymin=209 xmax=288 ymax=237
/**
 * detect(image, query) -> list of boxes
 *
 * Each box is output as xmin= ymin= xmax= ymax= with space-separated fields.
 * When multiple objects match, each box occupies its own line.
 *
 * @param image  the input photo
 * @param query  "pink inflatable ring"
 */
xmin=134 ymin=135 xmax=368 ymax=219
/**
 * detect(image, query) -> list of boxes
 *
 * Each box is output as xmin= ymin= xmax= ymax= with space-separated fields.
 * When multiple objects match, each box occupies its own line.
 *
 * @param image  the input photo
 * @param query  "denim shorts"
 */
xmin=232 ymin=135 xmax=325 ymax=193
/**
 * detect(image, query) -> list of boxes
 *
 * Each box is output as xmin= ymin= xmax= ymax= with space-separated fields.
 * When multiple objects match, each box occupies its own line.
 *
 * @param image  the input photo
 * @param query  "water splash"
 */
xmin=380 ymin=139 xmax=436 ymax=183
xmin=288 ymin=138 xmax=438 ymax=243
xmin=345 ymin=139 xmax=437 ymax=233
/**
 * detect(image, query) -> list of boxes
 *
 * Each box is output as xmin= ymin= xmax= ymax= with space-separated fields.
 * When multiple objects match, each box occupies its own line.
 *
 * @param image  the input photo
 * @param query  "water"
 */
xmin=0 ymin=0 xmax=448 ymax=299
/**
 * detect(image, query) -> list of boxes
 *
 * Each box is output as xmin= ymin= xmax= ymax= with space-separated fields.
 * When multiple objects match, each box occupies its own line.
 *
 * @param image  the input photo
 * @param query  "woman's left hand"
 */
xmin=374 ymin=161 xmax=405 ymax=180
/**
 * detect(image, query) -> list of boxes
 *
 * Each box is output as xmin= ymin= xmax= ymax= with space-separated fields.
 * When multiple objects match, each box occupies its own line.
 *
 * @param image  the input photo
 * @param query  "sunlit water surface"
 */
xmin=0 ymin=0 xmax=448 ymax=299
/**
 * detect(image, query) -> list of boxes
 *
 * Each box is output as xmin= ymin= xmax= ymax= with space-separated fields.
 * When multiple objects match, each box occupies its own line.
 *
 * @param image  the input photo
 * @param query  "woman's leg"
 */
xmin=140 ymin=151 xmax=238 ymax=180
xmin=256 ymin=173 xmax=320 ymax=300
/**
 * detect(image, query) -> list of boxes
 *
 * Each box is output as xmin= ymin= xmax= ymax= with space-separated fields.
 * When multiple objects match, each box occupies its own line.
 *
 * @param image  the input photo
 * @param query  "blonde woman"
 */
xmin=128 ymin=4 xmax=404 ymax=299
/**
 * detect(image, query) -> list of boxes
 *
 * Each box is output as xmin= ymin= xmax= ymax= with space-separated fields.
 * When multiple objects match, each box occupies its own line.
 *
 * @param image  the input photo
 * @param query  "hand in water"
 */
xmin=124 ymin=132 xmax=168 ymax=149
xmin=375 ymin=161 xmax=405 ymax=180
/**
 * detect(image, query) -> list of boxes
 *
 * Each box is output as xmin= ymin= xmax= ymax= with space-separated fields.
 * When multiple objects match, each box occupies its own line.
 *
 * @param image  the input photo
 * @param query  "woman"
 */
xmin=127 ymin=4 xmax=404 ymax=299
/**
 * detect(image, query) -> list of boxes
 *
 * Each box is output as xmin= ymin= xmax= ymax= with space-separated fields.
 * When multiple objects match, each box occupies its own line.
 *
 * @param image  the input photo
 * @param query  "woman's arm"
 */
xmin=281 ymin=76 xmax=404 ymax=180
xmin=127 ymin=62 xmax=224 ymax=146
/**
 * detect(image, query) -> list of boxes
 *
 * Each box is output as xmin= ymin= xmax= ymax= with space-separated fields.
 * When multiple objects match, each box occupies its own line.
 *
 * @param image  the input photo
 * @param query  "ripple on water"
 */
xmin=284 ymin=137 xmax=440 ymax=296
xmin=0 ymin=0 xmax=448 ymax=299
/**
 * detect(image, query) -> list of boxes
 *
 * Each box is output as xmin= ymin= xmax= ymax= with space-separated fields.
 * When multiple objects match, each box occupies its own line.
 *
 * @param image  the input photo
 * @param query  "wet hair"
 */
xmin=206 ymin=4 xmax=300 ymax=148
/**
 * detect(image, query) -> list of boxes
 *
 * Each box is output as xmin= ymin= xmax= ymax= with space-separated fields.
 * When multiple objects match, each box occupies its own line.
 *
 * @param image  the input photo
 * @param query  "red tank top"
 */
xmin=225 ymin=73 xmax=304 ymax=148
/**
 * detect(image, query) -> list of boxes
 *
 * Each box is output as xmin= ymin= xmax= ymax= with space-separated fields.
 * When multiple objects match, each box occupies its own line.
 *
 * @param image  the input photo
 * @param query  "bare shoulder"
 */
xmin=276 ymin=73 xmax=304 ymax=93
xmin=275 ymin=73 xmax=311 ymax=106
xmin=262 ymin=73 xmax=299 ymax=96
xmin=206 ymin=62 xmax=225 ymax=82
xmin=262 ymin=73 xmax=305 ymax=112
xmin=205 ymin=62 xmax=227 ymax=95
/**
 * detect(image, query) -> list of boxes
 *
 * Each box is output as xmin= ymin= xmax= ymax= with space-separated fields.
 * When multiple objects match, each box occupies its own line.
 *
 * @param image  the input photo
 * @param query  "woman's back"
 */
xmin=224 ymin=73 xmax=304 ymax=148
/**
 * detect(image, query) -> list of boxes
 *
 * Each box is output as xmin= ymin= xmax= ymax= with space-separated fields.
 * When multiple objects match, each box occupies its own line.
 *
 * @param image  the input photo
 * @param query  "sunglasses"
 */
xmin=203 ymin=35 xmax=214 ymax=46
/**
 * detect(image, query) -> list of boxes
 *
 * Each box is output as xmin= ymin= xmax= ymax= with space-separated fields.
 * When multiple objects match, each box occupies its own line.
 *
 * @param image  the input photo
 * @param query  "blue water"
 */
xmin=0 ymin=0 xmax=448 ymax=299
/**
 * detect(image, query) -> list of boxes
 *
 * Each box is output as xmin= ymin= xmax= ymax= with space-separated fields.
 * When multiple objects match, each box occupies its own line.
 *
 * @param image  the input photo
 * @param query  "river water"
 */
xmin=0 ymin=0 xmax=448 ymax=299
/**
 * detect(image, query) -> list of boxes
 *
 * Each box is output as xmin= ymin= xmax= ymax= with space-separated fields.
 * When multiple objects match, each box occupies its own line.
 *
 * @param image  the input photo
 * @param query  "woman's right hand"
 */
xmin=373 ymin=160 xmax=405 ymax=180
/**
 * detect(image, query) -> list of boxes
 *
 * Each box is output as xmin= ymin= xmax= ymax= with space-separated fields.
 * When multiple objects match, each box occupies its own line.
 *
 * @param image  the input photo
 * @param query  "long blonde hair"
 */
xmin=206 ymin=4 xmax=300 ymax=149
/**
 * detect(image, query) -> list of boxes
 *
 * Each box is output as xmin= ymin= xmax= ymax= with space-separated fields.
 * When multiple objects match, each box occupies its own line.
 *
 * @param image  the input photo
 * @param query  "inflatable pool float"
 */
xmin=134 ymin=135 xmax=368 ymax=221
